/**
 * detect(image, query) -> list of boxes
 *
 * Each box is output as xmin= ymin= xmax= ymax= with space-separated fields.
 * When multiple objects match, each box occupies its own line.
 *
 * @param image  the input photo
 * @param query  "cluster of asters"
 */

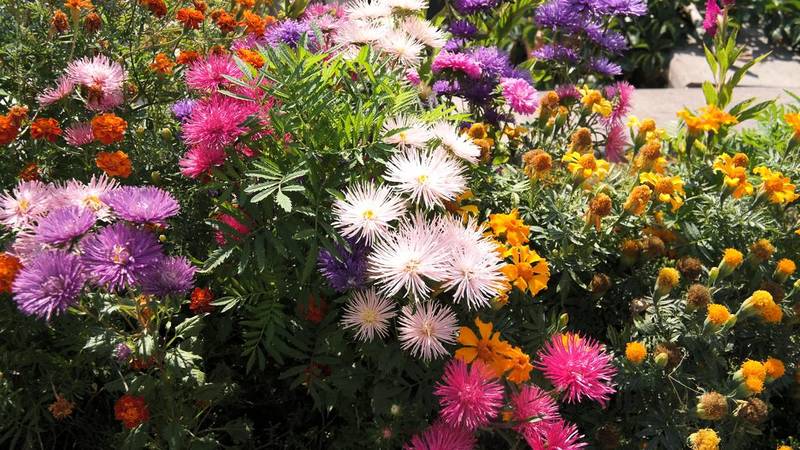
xmin=0 ymin=177 xmax=195 ymax=320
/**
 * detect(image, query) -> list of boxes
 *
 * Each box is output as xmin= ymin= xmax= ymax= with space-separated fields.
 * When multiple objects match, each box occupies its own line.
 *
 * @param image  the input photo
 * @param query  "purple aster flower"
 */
xmin=462 ymin=79 xmax=495 ymax=104
xmin=139 ymin=256 xmax=196 ymax=297
xmin=596 ymin=0 xmax=647 ymax=16
xmin=318 ymin=238 xmax=369 ymax=292
xmin=172 ymin=99 xmax=197 ymax=123
xmin=453 ymin=0 xmax=501 ymax=15
xmin=443 ymin=38 xmax=468 ymax=53
xmin=12 ymin=250 xmax=86 ymax=320
xmin=432 ymin=79 xmax=461 ymax=96
xmin=80 ymin=223 xmax=164 ymax=292
xmin=431 ymin=52 xmax=482 ymax=79
xmin=585 ymin=26 xmax=628 ymax=54
xmin=114 ymin=342 xmax=132 ymax=362
xmin=588 ymin=57 xmax=622 ymax=76
xmin=449 ymin=20 xmax=478 ymax=38
xmin=531 ymin=44 xmax=578 ymax=63
xmin=468 ymin=46 xmax=516 ymax=79
xmin=535 ymin=0 xmax=582 ymax=30
xmin=35 ymin=206 xmax=96 ymax=245
xmin=266 ymin=19 xmax=311 ymax=48
xmin=102 ymin=186 xmax=180 ymax=226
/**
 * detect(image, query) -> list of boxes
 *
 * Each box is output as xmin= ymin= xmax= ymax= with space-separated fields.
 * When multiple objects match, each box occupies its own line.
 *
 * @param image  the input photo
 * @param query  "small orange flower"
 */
xmin=91 ymin=113 xmax=127 ymax=145
xmin=236 ymin=48 xmax=265 ymax=69
xmin=176 ymin=50 xmax=201 ymax=65
xmin=176 ymin=7 xmax=204 ymax=29
xmin=0 ymin=115 xmax=19 ymax=145
xmin=48 ymin=394 xmax=75 ymax=420
xmin=211 ymin=9 xmax=237 ymax=33
xmin=18 ymin=162 xmax=40 ymax=181
xmin=455 ymin=318 xmax=513 ymax=366
xmin=52 ymin=10 xmax=69 ymax=33
xmin=65 ymin=0 xmax=93 ymax=11
xmin=95 ymin=150 xmax=132 ymax=178
xmin=30 ymin=118 xmax=62 ymax=142
xmin=149 ymin=53 xmax=175 ymax=75
xmin=189 ymin=287 xmax=214 ymax=314
xmin=114 ymin=394 xmax=150 ymax=429
xmin=240 ymin=10 xmax=266 ymax=34
xmin=139 ymin=0 xmax=167 ymax=17
xmin=623 ymin=185 xmax=652 ymax=216
xmin=488 ymin=209 xmax=529 ymax=246
xmin=8 ymin=105 xmax=29 ymax=125
xmin=0 ymin=253 xmax=23 ymax=294
xmin=236 ymin=0 xmax=255 ymax=8
xmin=83 ymin=12 xmax=101 ymax=33
xmin=192 ymin=0 xmax=207 ymax=12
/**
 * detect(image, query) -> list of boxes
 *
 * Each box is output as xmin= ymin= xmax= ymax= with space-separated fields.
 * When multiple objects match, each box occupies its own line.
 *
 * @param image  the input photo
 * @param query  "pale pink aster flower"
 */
xmin=182 ymin=94 xmax=258 ymax=151
xmin=384 ymin=148 xmax=467 ymax=209
xmin=333 ymin=20 xmax=388 ymax=45
xmin=536 ymin=333 xmax=617 ymax=406
xmin=430 ymin=122 xmax=481 ymax=163
xmin=382 ymin=115 xmax=432 ymax=149
xmin=368 ymin=212 xmax=448 ymax=299
xmin=404 ymin=421 xmax=475 ymax=450
xmin=524 ymin=419 xmax=586 ymax=450
xmin=341 ymin=287 xmax=396 ymax=341
xmin=179 ymin=144 xmax=227 ymax=179
xmin=434 ymin=359 xmax=504 ymax=430
xmin=64 ymin=122 xmax=95 ymax=147
xmin=185 ymin=54 xmax=243 ymax=92
xmin=65 ymin=55 xmax=127 ymax=111
xmin=376 ymin=31 xmax=425 ymax=67
xmin=0 ymin=181 xmax=51 ymax=231
xmin=511 ymin=385 xmax=560 ymax=437
xmin=332 ymin=182 xmax=406 ymax=245
xmin=400 ymin=17 xmax=447 ymax=48
xmin=386 ymin=0 xmax=428 ymax=13
xmin=37 ymin=75 xmax=75 ymax=107
xmin=344 ymin=0 xmax=391 ymax=21
xmin=500 ymin=78 xmax=538 ymax=115
xmin=397 ymin=301 xmax=458 ymax=360
xmin=431 ymin=52 xmax=482 ymax=79
xmin=49 ymin=175 xmax=118 ymax=221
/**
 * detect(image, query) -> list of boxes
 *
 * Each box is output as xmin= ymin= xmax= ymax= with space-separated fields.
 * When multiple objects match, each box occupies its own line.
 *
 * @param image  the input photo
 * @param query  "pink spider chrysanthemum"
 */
xmin=37 ymin=75 xmax=75 ymax=107
xmin=0 ymin=180 xmax=51 ymax=231
xmin=184 ymin=54 xmax=243 ymax=92
xmin=604 ymin=122 xmax=628 ymax=163
xmin=49 ymin=175 xmax=119 ymax=220
xmin=431 ymin=52 xmax=482 ymax=79
xmin=524 ymin=419 xmax=587 ymax=450
xmin=179 ymin=144 xmax=227 ymax=179
xmin=64 ymin=122 xmax=95 ymax=147
xmin=512 ymin=384 xmax=560 ymax=428
xmin=368 ymin=212 xmax=448 ymax=299
xmin=332 ymin=182 xmax=406 ymax=245
xmin=182 ymin=94 xmax=258 ymax=152
xmin=65 ymin=55 xmax=127 ymax=111
xmin=434 ymin=359 xmax=504 ymax=430
xmin=536 ymin=333 xmax=617 ymax=406
xmin=340 ymin=287 xmax=396 ymax=342
xmin=397 ymin=301 xmax=459 ymax=361
xmin=384 ymin=147 xmax=467 ymax=209
xmin=500 ymin=78 xmax=538 ymax=115
xmin=404 ymin=421 xmax=475 ymax=450
xmin=604 ymin=81 xmax=634 ymax=125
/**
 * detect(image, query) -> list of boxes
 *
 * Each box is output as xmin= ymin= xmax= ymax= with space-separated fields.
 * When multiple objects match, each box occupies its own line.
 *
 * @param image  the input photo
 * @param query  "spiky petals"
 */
xmin=179 ymin=144 xmax=227 ymax=179
xmin=434 ymin=359 xmax=504 ymax=430
xmin=12 ymin=250 xmax=86 ymax=320
xmin=340 ymin=287 xmax=396 ymax=342
xmin=333 ymin=182 xmax=406 ymax=245
xmin=184 ymin=54 xmax=243 ymax=92
xmin=139 ymin=256 xmax=196 ymax=297
xmin=397 ymin=301 xmax=459 ymax=361
xmin=384 ymin=147 xmax=467 ymax=209
xmin=404 ymin=421 xmax=476 ymax=450
xmin=0 ymin=180 xmax=51 ymax=231
xmin=382 ymin=115 xmax=432 ymax=149
xmin=80 ymin=223 xmax=164 ymax=292
xmin=431 ymin=122 xmax=481 ymax=164
xmin=524 ymin=419 xmax=587 ymax=450
xmin=181 ymin=94 xmax=257 ymax=152
xmin=35 ymin=206 xmax=96 ymax=245
xmin=536 ymin=333 xmax=617 ymax=406
xmin=102 ymin=186 xmax=180 ymax=226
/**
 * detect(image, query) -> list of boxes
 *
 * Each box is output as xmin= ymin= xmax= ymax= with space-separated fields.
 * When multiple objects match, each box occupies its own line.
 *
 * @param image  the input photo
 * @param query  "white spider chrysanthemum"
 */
xmin=397 ymin=301 xmax=459 ymax=361
xmin=341 ymin=288 xmax=397 ymax=341
xmin=345 ymin=0 xmax=392 ymax=21
xmin=438 ymin=217 xmax=505 ymax=309
xmin=376 ymin=31 xmax=425 ymax=67
xmin=0 ymin=180 xmax=51 ymax=231
xmin=385 ymin=0 xmax=428 ymax=13
xmin=49 ymin=175 xmax=119 ymax=220
xmin=333 ymin=182 xmax=406 ymax=244
xmin=368 ymin=212 xmax=448 ymax=299
xmin=381 ymin=115 xmax=433 ymax=149
xmin=431 ymin=122 xmax=481 ymax=164
xmin=400 ymin=16 xmax=447 ymax=49
xmin=334 ymin=20 xmax=390 ymax=45
xmin=384 ymin=147 xmax=467 ymax=209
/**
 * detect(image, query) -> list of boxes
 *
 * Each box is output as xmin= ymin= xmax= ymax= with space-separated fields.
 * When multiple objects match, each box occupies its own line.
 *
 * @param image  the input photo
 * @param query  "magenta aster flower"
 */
xmin=404 ymin=421 xmax=475 ymax=450
xmin=0 ymin=180 xmax=51 ymax=231
xmin=35 ymin=206 xmax=96 ymax=245
xmin=65 ymin=55 xmax=127 ymax=111
xmin=139 ymin=256 xmax=196 ymax=297
xmin=524 ymin=419 xmax=586 ymax=450
xmin=500 ymin=78 xmax=538 ymax=115
xmin=536 ymin=333 xmax=617 ymax=406
xmin=185 ymin=54 xmax=243 ymax=92
xmin=12 ymin=250 xmax=87 ymax=320
xmin=512 ymin=384 xmax=559 ymax=427
xmin=64 ymin=122 xmax=95 ymax=147
xmin=182 ymin=94 xmax=257 ymax=152
xmin=434 ymin=359 xmax=504 ymax=430
xmin=179 ymin=144 xmax=227 ymax=179
xmin=102 ymin=186 xmax=180 ymax=226
xmin=604 ymin=80 xmax=634 ymax=125
xmin=554 ymin=84 xmax=581 ymax=101
xmin=703 ymin=0 xmax=721 ymax=36
xmin=604 ymin=122 xmax=628 ymax=163
xmin=397 ymin=302 xmax=459 ymax=361
xmin=80 ymin=223 xmax=164 ymax=292
xmin=431 ymin=52 xmax=482 ymax=79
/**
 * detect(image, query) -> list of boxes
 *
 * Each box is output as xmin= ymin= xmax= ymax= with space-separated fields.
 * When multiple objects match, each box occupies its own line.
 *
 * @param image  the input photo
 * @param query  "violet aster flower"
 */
xmin=596 ymin=0 xmax=646 ymax=16
xmin=449 ymin=20 xmax=478 ymax=38
xmin=443 ymin=38 xmax=468 ymax=53
xmin=431 ymin=52 xmax=482 ymax=79
xmin=468 ymin=47 xmax=518 ymax=79
xmin=35 ymin=206 xmax=96 ymax=245
xmin=266 ymin=20 xmax=311 ymax=47
xmin=432 ymin=79 xmax=461 ymax=96
xmin=80 ymin=223 xmax=164 ymax=292
xmin=12 ymin=250 xmax=86 ymax=320
xmin=114 ymin=342 xmax=132 ymax=362
xmin=588 ymin=57 xmax=622 ymax=77
xmin=531 ymin=44 xmax=579 ymax=63
xmin=535 ymin=0 xmax=582 ymax=30
xmin=139 ymin=256 xmax=196 ymax=297
xmin=453 ymin=0 xmax=501 ymax=15
xmin=318 ymin=238 xmax=369 ymax=292
xmin=102 ymin=186 xmax=180 ymax=225
xmin=172 ymin=99 xmax=197 ymax=123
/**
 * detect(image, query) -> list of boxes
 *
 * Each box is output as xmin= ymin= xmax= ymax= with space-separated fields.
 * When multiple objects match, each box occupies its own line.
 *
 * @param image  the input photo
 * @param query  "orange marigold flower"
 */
xmin=713 ymin=153 xmax=753 ymax=198
xmin=0 ymin=253 xmax=23 ymax=294
xmin=192 ymin=0 xmax=207 ymax=12
xmin=140 ymin=0 xmax=167 ymax=17
xmin=83 ymin=12 xmax=101 ymax=33
xmin=455 ymin=318 xmax=513 ymax=367
xmin=48 ymin=394 xmax=75 ymax=420
xmin=95 ymin=150 xmax=132 ymax=178
xmin=19 ymin=162 xmax=40 ymax=181
xmin=721 ymin=248 xmax=743 ymax=269
xmin=149 ymin=53 xmax=175 ymax=74
xmin=30 ymin=118 xmax=62 ymax=142
xmin=706 ymin=303 xmax=731 ymax=326
xmin=176 ymin=7 xmax=204 ymax=29
xmin=744 ymin=376 xmax=764 ymax=394
xmin=764 ymin=357 xmax=785 ymax=380
xmin=209 ymin=45 xmax=228 ymax=56
xmin=114 ymin=394 xmax=150 ymax=429
xmin=522 ymin=149 xmax=552 ymax=180
xmin=741 ymin=359 xmax=767 ymax=380
xmin=8 ymin=105 xmax=29 ymax=125
xmin=236 ymin=0 xmax=255 ymax=8
xmin=91 ymin=113 xmax=127 ymax=145
xmin=65 ymin=0 xmax=93 ymax=11
xmin=211 ymin=9 xmax=237 ymax=33
xmin=189 ymin=287 xmax=214 ymax=314
xmin=586 ymin=193 xmax=612 ymax=231
xmin=241 ymin=10 xmax=266 ymax=34
xmin=625 ymin=341 xmax=647 ymax=364
xmin=488 ymin=209 xmax=529 ymax=246
xmin=52 ymin=10 xmax=70 ymax=33
xmin=501 ymin=346 xmax=534 ymax=383
xmin=500 ymin=246 xmax=550 ymax=296
xmin=236 ymin=48 xmax=265 ymax=69
xmin=775 ymin=258 xmax=796 ymax=282
xmin=176 ymin=50 xmax=201 ymax=65
xmin=785 ymin=112 xmax=800 ymax=139
xmin=753 ymin=166 xmax=799 ymax=205
xmin=623 ymin=185 xmax=652 ymax=216
xmin=0 ymin=114 xmax=20 ymax=145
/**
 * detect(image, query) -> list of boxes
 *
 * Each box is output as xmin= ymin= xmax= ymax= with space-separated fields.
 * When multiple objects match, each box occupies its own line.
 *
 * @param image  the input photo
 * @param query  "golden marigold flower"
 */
xmin=538 ymin=91 xmax=560 ymax=117
xmin=721 ymin=248 xmax=743 ymax=270
xmin=455 ymin=317 xmax=512 ymax=367
xmin=30 ymin=118 xmax=62 ymax=142
xmin=677 ymin=108 xmax=705 ymax=135
xmin=639 ymin=172 xmax=684 ymax=212
xmin=91 ymin=113 xmax=127 ymax=145
xmin=503 ymin=125 xmax=527 ymax=139
xmin=764 ymin=357 xmax=785 ymax=380
xmin=689 ymin=428 xmax=720 ymax=450
xmin=65 ymin=0 xmax=93 ymax=11
xmin=625 ymin=341 xmax=647 ymax=364
xmin=696 ymin=391 xmax=728 ymax=421
xmin=522 ymin=149 xmax=552 ymax=180
xmin=241 ymin=11 xmax=267 ymax=34
xmin=488 ymin=210 xmax=529 ymax=246
xmin=740 ymin=359 xmax=767 ymax=380
xmin=634 ymin=138 xmax=665 ymax=173
xmin=623 ymin=185 xmax=651 ymax=216
xmin=706 ymin=303 xmax=731 ymax=326
xmin=176 ymin=49 xmax=201 ymax=65
xmin=749 ymin=238 xmax=775 ymax=263
xmin=51 ymin=9 xmax=69 ymax=33
xmin=777 ymin=446 xmax=793 ymax=450
xmin=761 ymin=302 xmax=783 ymax=323
xmin=586 ymin=193 xmax=612 ymax=231
xmin=579 ymin=86 xmax=612 ymax=117
xmin=500 ymin=345 xmax=534 ymax=383
xmin=0 ymin=253 xmax=23 ymax=294
xmin=774 ymin=258 xmax=796 ymax=283
xmin=500 ymin=246 xmax=550 ymax=296
xmin=140 ymin=0 xmax=167 ymax=17
xmin=176 ymin=7 xmax=204 ymax=29
xmin=0 ymin=114 xmax=19 ymax=145
xmin=95 ymin=150 xmax=132 ymax=178
xmin=753 ymin=166 xmax=799 ymax=205
xmin=211 ymin=9 xmax=237 ymax=33
xmin=785 ymin=112 xmax=800 ymax=139
xmin=699 ymin=105 xmax=737 ymax=131
xmin=713 ymin=153 xmax=753 ymax=198
xmin=655 ymin=267 xmax=680 ymax=295
xmin=638 ymin=118 xmax=656 ymax=135
xmin=731 ymin=152 xmax=749 ymax=168
xmin=563 ymin=151 xmax=610 ymax=186
xmin=569 ymin=127 xmax=593 ymax=153
xmin=48 ymin=394 xmax=75 ymax=420
xmin=149 ymin=53 xmax=175 ymax=74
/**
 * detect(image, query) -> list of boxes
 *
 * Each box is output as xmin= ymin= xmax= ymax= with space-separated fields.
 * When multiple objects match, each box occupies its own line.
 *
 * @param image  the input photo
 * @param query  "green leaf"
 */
xmin=275 ymin=190 xmax=292 ymax=212
xmin=702 ymin=81 xmax=718 ymax=106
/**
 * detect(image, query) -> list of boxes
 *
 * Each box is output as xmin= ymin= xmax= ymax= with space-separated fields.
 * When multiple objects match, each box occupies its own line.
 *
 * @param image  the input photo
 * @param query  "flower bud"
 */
xmin=160 ymin=128 xmax=172 ymax=139
xmin=654 ymin=352 xmax=669 ymax=368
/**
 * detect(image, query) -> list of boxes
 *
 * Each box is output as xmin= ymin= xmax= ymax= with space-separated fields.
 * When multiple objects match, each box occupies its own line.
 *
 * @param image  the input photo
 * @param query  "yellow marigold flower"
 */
xmin=698 ymin=105 xmax=738 ymax=131
xmin=625 ymin=341 xmax=647 ymax=364
xmin=455 ymin=317 xmax=513 ymax=368
xmin=783 ymin=112 xmax=800 ymax=139
xmin=777 ymin=446 xmax=793 ymax=450
xmin=741 ymin=359 xmax=767 ymax=380
xmin=677 ymin=109 xmax=705 ymax=135
xmin=655 ymin=267 xmax=680 ymax=295
xmin=639 ymin=172 xmax=685 ymax=212
xmin=487 ymin=209 xmax=529 ymax=246
xmin=579 ymin=86 xmax=613 ymax=117
xmin=500 ymin=246 xmax=550 ymax=296
xmin=706 ymin=303 xmax=731 ymax=326
xmin=750 ymin=238 xmax=775 ymax=263
xmin=500 ymin=346 xmax=534 ymax=384
xmin=623 ymin=185 xmax=652 ymax=216
xmin=689 ymin=428 xmax=720 ymax=450
xmin=569 ymin=127 xmax=593 ymax=153
xmin=774 ymin=258 xmax=796 ymax=283
xmin=744 ymin=376 xmax=764 ymax=394
xmin=761 ymin=302 xmax=783 ymax=323
xmin=586 ymin=193 xmax=612 ymax=231
xmin=638 ymin=118 xmax=656 ymax=135
xmin=753 ymin=166 xmax=799 ymax=205
xmin=522 ymin=149 xmax=552 ymax=180
xmin=721 ymin=248 xmax=743 ymax=269
xmin=713 ymin=153 xmax=753 ymax=198
xmin=634 ymin=138 xmax=665 ymax=172
xmin=764 ymin=357 xmax=785 ymax=380
xmin=562 ymin=151 xmax=610 ymax=186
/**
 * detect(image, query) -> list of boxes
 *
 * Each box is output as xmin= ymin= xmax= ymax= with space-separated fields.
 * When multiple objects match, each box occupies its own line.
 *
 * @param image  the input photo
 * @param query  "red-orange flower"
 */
xmin=236 ymin=48 xmax=265 ymax=69
xmin=30 ymin=118 xmax=62 ymax=142
xmin=91 ymin=113 xmax=127 ymax=145
xmin=95 ymin=150 xmax=132 ymax=178
xmin=176 ymin=50 xmax=201 ymax=65
xmin=211 ymin=9 xmax=237 ymax=33
xmin=114 ymin=395 xmax=150 ymax=429
xmin=0 ymin=115 xmax=19 ymax=145
xmin=139 ymin=0 xmax=167 ymax=17
xmin=83 ymin=12 xmax=101 ymax=33
xmin=240 ymin=10 xmax=266 ymax=34
xmin=299 ymin=296 xmax=327 ymax=324
xmin=52 ymin=10 xmax=69 ymax=33
xmin=149 ymin=53 xmax=175 ymax=75
xmin=192 ymin=0 xmax=207 ymax=12
xmin=8 ymin=105 xmax=29 ymax=125
xmin=189 ymin=287 xmax=214 ymax=314
xmin=0 ymin=253 xmax=23 ymax=294
xmin=176 ymin=7 xmax=204 ymax=29
xmin=18 ymin=163 xmax=40 ymax=181
xmin=65 ymin=0 xmax=93 ymax=11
